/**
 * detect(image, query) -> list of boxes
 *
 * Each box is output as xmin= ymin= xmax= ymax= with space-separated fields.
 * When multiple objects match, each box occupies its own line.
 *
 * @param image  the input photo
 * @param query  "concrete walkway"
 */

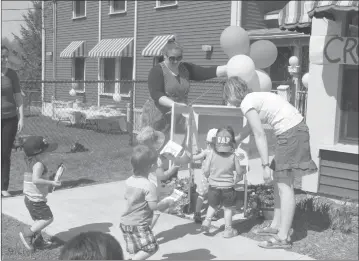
xmin=2 ymin=180 xmax=314 ymax=260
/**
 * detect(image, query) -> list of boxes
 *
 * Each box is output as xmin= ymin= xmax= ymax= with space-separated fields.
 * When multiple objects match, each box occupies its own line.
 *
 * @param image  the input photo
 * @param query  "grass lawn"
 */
xmin=8 ymin=115 xmax=133 ymax=195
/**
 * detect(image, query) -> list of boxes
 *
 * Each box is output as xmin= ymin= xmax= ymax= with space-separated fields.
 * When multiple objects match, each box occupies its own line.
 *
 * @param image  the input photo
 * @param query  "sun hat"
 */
xmin=136 ymin=126 xmax=166 ymax=151
xmin=206 ymin=128 xmax=218 ymax=143
xmin=215 ymin=129 xmax=234 ymax=153
xmin=22 ymin=136 xmax=59 ymax=157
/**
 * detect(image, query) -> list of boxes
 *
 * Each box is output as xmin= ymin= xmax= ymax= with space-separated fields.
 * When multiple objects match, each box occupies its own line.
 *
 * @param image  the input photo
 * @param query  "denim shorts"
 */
xmin=25 ymin=196 xmax=53 ymax=221
xmin=208 ymin=186 xmax=236 ymax=208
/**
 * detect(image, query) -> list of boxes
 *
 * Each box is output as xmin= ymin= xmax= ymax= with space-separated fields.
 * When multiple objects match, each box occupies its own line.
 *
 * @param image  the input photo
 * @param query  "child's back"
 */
xmin=23 ymin=157 xmax=49 ymax=202
xmin=207 ymin=152 xmax=236 ymax=188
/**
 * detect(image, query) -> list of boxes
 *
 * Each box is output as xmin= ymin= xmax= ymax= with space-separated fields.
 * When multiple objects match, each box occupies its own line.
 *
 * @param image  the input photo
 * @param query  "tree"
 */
xmin=12 ymin=0 xmax=42 ymax=87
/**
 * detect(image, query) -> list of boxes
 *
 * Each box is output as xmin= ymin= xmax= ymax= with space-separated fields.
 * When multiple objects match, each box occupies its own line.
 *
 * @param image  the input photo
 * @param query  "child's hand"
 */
xmin=51 ymin=180 xmax=62 ymax=187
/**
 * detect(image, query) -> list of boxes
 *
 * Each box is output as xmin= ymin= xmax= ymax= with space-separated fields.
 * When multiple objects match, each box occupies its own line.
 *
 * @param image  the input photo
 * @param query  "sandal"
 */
xmin=258 ymin=235 xmax=292 ymax=249
xmin=253 ymin=227 xmax=278 ymax=236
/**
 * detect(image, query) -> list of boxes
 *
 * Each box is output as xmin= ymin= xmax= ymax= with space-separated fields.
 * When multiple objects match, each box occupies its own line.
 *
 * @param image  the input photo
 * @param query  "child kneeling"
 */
xmin=201 ymin=127 xmax=246 ymax=238
xmin=19 ymin=136 xmax=61 ymax=251
xmin=120 ymin=145 xmax=175 ymax=260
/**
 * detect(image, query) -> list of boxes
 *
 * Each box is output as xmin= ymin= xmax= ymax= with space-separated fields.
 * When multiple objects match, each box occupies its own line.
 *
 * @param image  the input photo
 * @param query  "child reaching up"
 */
xmin=201 ymin=127 xmax=247 ymax=238
xmin=19 ymin=136 xmax=62 ymax=251
xmin=192 ymin=128 xmax=220 ymax=223
xmin=120 ymin=145 xmax=175 ymax=260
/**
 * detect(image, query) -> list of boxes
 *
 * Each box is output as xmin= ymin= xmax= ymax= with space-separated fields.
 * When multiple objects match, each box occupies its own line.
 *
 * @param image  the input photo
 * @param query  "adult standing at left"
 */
xmin=1 ymin=45 xmax=24 ymax=197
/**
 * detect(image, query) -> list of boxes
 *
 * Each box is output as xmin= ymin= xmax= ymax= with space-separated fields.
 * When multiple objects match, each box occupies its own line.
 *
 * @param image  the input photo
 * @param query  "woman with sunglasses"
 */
xmin=1 ymin=45 xmax=25 ymax=197
xmin=141 ymin=38 xmax=227 ymax=140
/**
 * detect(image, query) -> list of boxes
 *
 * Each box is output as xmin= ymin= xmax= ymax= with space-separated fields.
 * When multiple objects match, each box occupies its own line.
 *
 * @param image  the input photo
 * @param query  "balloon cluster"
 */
xmin=220 ymin=26 xmax=278 ymax=92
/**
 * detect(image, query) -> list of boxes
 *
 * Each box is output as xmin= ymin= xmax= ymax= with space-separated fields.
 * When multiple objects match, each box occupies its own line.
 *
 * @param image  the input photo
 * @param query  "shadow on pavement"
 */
xmin=160 ymin=249 xmax=216 ymax=260
xmin=51 ymin=222 xmax=113 ymax=243
xmin=156 ymin=222 xmax=202 ymax=244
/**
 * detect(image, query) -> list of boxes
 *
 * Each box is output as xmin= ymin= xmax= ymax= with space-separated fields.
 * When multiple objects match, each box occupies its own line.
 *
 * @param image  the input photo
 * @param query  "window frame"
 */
xmin=99 ymin=57 xmax=132 ymax=97
xmin=155 ymin=0 xmax=178 ymax=9
xmin=109 ymin=0 xmax=127 ymax=15
xmin=72 ymin=0 xmax=87 ymax=20
xmin=72 ymin=57 xmax=86 ymax=94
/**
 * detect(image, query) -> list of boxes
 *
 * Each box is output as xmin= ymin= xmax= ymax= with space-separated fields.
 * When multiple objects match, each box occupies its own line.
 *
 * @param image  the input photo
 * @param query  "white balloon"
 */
xmin=113 ymin=93 xmax=122 ymax=102
xmin=69 ymin=88 xmax=76 ymax=96
xmin=227 ymin=55 xmax=256 ymax=82
xmin=289 ymin=56 xmax=299 ymax=66
xmin=256 ymin=69 xmax=272 ymax=92
xmin=247 ymin=72 xmax=260 ymax=92
xmin=249 ymin=40 xmax=278 ymax=69
xmin=302 ymin=73 xmax=309 ymax=88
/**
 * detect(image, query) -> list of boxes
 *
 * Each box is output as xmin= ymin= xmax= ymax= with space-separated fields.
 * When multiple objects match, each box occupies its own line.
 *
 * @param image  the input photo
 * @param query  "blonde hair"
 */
xmin=161 ymin=38 xmax=183 ymax=56
xmin=223 ymin=77 xmax=252 ymax=107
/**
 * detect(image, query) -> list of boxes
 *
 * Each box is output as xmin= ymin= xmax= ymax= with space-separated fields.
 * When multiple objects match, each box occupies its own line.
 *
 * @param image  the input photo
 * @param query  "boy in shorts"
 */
xmin=19 ymin=136 xmax=62 ymax=251
xmin=120 ymin=145 xmax=175 ymax=260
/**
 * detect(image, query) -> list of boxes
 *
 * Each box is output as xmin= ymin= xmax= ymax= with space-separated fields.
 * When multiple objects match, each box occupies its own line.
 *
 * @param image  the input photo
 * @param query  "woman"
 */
xmin=223 ymin=77 xmax=317 ymax=249
xmin=1 ymin=45 xmax=24 ymax=197
xmin=141 ymin=38 xmax=227 ymax=140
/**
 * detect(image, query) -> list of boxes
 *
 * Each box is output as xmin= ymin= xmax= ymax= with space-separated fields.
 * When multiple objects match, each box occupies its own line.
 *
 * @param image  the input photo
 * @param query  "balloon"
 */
xmin=302 ymin=73 xmax=309 ymax=88
xmin=220 ymin=26 xmax=250 ymax=58
xmin=227 ymin=55 xmax=256 ymax=82
xmin=289 ymin=56 xmax=299 ymax=66
xmin=113 ymin=93 xmax=122 ymax=102
xmin=256 ymin=69 xmax=272 ymax=92
xmin=247 ymin=72 xmax=260 ymax=92
xmin=249 ymin=40 xmax=278 ymax=69
xmin=69 ymin=89 xmax=76 ymax=96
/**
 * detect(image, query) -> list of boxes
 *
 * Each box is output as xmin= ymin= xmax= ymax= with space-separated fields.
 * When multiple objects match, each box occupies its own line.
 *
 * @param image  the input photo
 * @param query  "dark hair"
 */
xmin=1 ymin=45 xmax=9 ymax=51
xmin=214 ymin=126 xmax=237 ymax=155
xmin=131 ymin=145 xmax=157 ymax=176
xmin=59 ymin=231 xmax=124 ymax=260
xmin=161 ymin=38 xmax=183 ymax=56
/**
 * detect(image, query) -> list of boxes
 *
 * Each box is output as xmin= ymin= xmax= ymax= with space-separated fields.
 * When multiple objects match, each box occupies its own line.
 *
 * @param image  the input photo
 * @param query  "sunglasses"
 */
xmin=167 ymin=55 xmax=183 ymax=63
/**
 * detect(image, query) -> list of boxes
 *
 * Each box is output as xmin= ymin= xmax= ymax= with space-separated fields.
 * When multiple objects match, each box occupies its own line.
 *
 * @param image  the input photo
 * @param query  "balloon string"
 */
xmin=187 ymin=81 xmax=224 ymax=107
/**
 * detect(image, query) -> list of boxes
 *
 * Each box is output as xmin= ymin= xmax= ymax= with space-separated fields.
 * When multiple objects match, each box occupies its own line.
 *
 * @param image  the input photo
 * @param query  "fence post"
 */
xmin=129 ymin=89 xmax=134 ymax=146
xmin=277 ymin=85 xmax=291 ymax=102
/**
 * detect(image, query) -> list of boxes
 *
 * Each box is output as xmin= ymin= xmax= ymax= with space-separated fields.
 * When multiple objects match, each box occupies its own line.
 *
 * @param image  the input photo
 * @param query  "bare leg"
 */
xmin=223 ymin=207 xmax=233 ymax=228
xmin=277 ymin=175 xmax=295 ymax=241
xmin=270 ymin=181 xmax=281 ymax=229
xmin=202 ymin=205 xmax=216 ymax=228
xmin=31 ymin=218 xmax=53 ymax=233
xmin=196 ymin=196 xmax=204 ymax=213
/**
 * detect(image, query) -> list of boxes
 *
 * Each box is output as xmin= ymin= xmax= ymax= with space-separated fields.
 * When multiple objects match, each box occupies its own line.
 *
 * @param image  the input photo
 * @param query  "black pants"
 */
xmin=1 ymin=116 xmax=18 ymax=191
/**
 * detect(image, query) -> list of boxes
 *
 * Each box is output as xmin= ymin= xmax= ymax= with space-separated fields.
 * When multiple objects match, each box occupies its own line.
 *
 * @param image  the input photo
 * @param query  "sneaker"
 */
xmin=194 ymin=212 xmax=202 ymax=224
xmin=19 ymin=228 xmax=34 ymax=251
xmin=223 ymin=227 xmax=238 ymax=238
xmin=33 ymin=233 xmax=53 ymax=249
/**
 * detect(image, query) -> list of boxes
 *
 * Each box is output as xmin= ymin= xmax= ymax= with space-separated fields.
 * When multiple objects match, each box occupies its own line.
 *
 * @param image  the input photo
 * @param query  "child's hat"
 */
xmin=206 ymin=128 xmax=218 ymax=143
xmin=23 ymin=136 xmax=59 ymax=157
xmin=136 ymin=126 xmax=165 ymax=151
xmin=215 ymin=129 xmax=234 ymax=153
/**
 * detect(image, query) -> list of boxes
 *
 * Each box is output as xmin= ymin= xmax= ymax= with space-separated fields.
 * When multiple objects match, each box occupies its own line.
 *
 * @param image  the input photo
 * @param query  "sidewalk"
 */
xmin=2 ymin=180 xmax=314 ymax=260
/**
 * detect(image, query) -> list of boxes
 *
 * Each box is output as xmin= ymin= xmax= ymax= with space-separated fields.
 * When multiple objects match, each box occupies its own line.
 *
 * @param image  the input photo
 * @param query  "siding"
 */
xmin=135 ymin=0 xmax=231 ymax=108
xmin=318 ymin=150 xmax=359 ymax=200
xmin=242 ymin=1 xmax=289 ymax=31
xmin=56 ymin=1 xmax=99 ymax=105
xmin=44 ymin=1 xmax=54 ymax=103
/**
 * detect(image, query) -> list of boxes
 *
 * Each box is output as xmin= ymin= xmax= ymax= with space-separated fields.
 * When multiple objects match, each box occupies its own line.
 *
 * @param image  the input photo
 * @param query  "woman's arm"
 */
xmin=235 ymin=124 xmax=252 ymax=144
xmin=184 ymin=63 xmax=226 ymax=81
xmin=148 ymin=65 xmax=171 ymax=107
xmin=202 ymin=150 xmax=213 ymax=178
xmin=10 ymin=70 xmax=24 ymax=132
xmin=245 ymin=109 xmax=269 ymax=166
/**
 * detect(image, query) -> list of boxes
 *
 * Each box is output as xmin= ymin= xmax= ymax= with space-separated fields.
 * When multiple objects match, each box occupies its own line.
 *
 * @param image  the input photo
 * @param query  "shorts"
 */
xmin=270 ymin=121 xmax=318 ymax=186
xmin=120 ymin=223 xmax=158 ymax=255
xmin=208 ymin=186 xmax=236 ymax=209
xmin=24 ymin=196 xmax=53 ymax=221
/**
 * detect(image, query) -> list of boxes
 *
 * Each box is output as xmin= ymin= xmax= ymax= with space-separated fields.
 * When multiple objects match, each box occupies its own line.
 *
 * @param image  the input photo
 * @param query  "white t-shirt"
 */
xmin=240 ymin=92 xmax=303 ymax=135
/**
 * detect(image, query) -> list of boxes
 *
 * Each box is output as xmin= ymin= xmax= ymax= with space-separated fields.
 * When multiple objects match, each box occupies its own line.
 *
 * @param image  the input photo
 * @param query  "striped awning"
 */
xmin=278 ymin=1 xmax=315 ymax=34
xmin=142 ymin=35 xmax=175 ymax=57
xmin=248 ymin=28 xmax=309 ymax=40
xmin=88 ymin=38 xmax=133 ymax=58
xmin=308 ymin=1 xmax=359 ymax=19
xmin=60 ymin=41 xmax=86 ymax=58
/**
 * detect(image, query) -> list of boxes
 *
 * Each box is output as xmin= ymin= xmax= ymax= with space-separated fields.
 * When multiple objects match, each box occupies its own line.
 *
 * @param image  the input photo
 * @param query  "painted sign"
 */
xmin=310 ymin=36 xmax=358 ymax=65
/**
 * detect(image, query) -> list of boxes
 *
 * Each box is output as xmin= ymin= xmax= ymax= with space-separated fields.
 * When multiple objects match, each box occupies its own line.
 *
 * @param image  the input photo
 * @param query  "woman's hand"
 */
xmin=17 ymin=117 xmax=24 ymax=133
xmin=262 ymin=166 xmax=272 ymax=184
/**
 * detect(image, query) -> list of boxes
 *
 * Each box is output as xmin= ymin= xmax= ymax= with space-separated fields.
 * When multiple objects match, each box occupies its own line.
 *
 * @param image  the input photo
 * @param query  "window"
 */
xmin=72 ymin=58 xmax=85 ymax=92
xmin=100 ymin=57 xmax=133 ymax=96
xmin=156 ymin=0 xmax=178 ymax=8
xmin=73 ymin=1 xmax=86 ymax=19
xmin=268 ymin=46 xmax=293 ymax=90
xmin=110 ymin=0 xmax=126 ymax=14
xmin=339 ymin=12 xmax=359 ymax=142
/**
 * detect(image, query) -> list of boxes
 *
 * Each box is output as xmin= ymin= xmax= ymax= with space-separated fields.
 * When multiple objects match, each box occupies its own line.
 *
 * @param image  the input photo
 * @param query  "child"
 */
xmin=59 ymin=231 xmax=124 ymax=260
xmin=120 ymin=145 xmax=174 ymax=260
xmin=136 ymin=126 xmax=180 ymax=228
xmin=19 ymin=136 xmax=62 ymax=251
xmin=201 ymin=127 xmax=246 ymax=238
xmin=192 ymin=128 xmax=221 ymax=223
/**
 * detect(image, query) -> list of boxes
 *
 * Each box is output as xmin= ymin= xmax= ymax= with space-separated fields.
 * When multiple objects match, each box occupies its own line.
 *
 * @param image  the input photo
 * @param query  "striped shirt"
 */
xmin=23 ymin=158 xmax=49 ymax=202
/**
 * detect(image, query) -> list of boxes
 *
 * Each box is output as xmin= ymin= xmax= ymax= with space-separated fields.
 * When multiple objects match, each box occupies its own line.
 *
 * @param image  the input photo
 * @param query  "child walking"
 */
xmin=120 ymin=145 xmax=175 ymax=260
xmin=192 ymin=128 xmax=220 ymax=223
xmin=201 ymin=127 xmax=246 ymax=238
xmin=19 ymin=136 xmax=62 ymax=251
